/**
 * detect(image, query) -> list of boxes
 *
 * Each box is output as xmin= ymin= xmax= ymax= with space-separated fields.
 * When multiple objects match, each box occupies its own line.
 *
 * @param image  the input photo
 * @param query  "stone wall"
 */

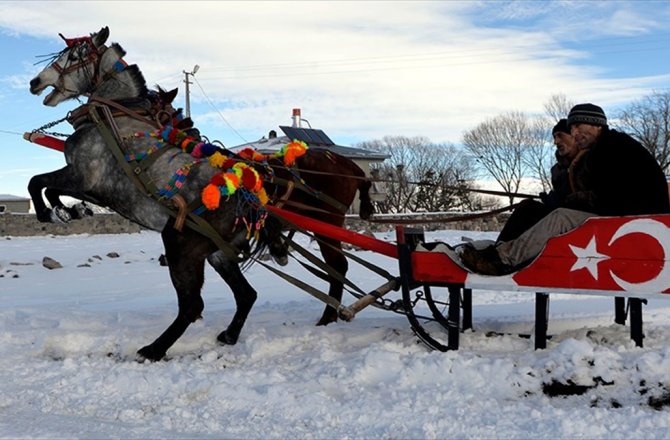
xmin=0 ymin=212 xmax=506 ymax=237
xmin=0 ymin=213 xmax=142 ymax=237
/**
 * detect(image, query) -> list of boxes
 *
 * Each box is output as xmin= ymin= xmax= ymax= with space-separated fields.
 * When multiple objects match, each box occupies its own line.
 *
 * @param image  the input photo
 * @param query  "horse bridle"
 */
xmin=50 ymin=33 xmax=109 ymax=97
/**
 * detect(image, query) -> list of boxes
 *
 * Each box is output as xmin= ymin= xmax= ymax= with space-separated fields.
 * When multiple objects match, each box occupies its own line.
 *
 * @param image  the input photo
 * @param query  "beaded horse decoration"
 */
xmin=134 ymin=125 xmax=309 ymax=239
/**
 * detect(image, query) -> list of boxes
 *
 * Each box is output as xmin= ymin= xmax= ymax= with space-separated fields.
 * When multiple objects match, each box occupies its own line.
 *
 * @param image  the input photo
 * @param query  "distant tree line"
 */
xmin=361 ymin=89 xmax=670 ymax=214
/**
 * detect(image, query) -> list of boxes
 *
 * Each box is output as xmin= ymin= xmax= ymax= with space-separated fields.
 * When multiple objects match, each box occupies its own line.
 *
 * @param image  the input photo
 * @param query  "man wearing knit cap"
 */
xmin=460 ymin=103 xmax=670 ymax=275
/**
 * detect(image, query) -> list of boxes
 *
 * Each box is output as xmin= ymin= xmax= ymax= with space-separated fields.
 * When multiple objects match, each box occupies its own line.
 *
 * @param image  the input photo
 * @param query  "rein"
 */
xmin=73 ymin=96 xmax=160 ymax=129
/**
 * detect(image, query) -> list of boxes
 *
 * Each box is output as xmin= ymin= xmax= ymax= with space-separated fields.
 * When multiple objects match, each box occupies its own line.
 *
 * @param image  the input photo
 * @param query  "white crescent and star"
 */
xmin=568 ymin=218 xmax=670 ymax=293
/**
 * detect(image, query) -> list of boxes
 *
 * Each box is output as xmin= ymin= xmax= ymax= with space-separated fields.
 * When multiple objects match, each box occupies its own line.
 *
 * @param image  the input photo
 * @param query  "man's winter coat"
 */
xmin=566 ymin=128 xmax=670 ymax=216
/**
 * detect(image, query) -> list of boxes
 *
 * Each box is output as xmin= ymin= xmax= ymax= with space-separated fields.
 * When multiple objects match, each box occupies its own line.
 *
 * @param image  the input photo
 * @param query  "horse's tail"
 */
xmin=358 ymin=178 xmax=374 ymax=220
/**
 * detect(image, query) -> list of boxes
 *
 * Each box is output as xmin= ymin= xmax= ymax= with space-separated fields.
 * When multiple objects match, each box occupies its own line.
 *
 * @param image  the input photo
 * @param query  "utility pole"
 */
xmin=183 ymin=64 xmax=199 ymax=118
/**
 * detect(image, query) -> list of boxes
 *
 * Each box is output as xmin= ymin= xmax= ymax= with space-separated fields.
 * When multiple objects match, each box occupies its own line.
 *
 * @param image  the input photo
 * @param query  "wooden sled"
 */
xmin=397 ymin=214 xmax=670 ymax=351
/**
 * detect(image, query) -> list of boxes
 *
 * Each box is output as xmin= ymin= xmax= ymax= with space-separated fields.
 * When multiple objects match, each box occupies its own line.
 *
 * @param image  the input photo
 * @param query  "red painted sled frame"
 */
xmin=397 ymin=214 xmax=670 ymax=351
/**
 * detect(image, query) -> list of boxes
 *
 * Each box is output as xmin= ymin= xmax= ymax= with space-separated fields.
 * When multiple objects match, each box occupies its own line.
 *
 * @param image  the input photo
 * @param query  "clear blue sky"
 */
xmin=0 ymin=1 xmax=669 ymax=197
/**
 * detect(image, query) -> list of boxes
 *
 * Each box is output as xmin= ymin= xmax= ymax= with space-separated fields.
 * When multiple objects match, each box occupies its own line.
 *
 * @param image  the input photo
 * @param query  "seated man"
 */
xmin=460 ymin=103 xmax=670 ymax=275
xmin=496 ymin=118 xmax=578 ymax=242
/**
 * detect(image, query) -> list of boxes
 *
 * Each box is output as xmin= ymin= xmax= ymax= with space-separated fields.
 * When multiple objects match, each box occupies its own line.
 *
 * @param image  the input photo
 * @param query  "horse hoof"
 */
xmin=68 ymin=203 xmax=93 ymax=219
xmin=272 ymin=255 xmax=288 ymax=266
xmin=316 ymin=316 xmax=337 ymax=326
xmin=136 ymin=345 xmax=165 ymax=362
xmin=51 ymin=206 xmax=71 ymax=223
xmin=36 ymin=209 xmax=54 ymax=223
xmin=217 ymin=331 xmax=239 ymax=345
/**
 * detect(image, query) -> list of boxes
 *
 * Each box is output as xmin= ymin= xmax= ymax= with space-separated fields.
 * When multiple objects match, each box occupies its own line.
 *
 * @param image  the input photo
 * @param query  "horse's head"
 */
xmin=29 ymin=26 xmax=129 ymax=106
xmin=149 ymin=85 xmax=199 ymax=133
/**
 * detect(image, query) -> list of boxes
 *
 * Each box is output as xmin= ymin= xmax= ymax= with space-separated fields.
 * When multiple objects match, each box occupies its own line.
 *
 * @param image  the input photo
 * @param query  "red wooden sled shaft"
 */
xmin=23 ymin=132 xmax=65 ymax=152
xmin=265 ymin=205 xmax=398 ymax=259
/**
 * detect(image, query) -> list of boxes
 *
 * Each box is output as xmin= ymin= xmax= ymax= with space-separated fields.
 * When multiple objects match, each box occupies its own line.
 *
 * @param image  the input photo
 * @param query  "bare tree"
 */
xmin=358 ymin=136 xmax=424 ymax=213
xmin=616 ymin=90 xmax=670 ymax=172
xmin=462 ymin=111 xmax=541 ymax=205
xmin=531 ymin=93 xmax=577 ymax=190
xmin=544 ymin=93 xmax=574 ymax=122
xmin=358 ymin=136 xmax=478 ymax=213
xmin=410 ymin=143 xmax=477 ymax=212
xmin=521 ymin=118 xmax=553 ymax=192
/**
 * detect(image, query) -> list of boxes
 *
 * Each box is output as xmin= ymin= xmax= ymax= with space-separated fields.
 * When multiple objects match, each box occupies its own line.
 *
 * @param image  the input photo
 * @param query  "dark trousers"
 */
xmin=497 ymin=199 xmax=554 ymax=242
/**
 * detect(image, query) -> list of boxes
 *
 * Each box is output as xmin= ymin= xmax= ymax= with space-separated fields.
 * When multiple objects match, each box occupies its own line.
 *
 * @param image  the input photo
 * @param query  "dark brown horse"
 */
xmin=28 ymin=27 xmax=373 ymax=360
xmin=263 ymin=149 xmax=373 ymax=325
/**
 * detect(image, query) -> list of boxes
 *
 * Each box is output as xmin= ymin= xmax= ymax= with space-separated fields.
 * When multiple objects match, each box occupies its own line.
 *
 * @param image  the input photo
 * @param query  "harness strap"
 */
xmin=181 ymin=212 xmax=245 ymax=262
xmin=90 ymin=104 xmax=244 ymax=263
xmin=256 ymin=234 xmax=399 ymax=317
xmin=171 ymin=194 xmax=189 ymax=232
xmin=275 ymin=199 xmax=339 ymax=216
xmin=90 ymin=107 xmax=150 ymax=196
xmin=271 ymin=210 xmax=396 ymax=298
xmin=253 ymin=258 xmax=344 ymax=312
xmin=280 ymin=233 xmax=367 ymax=297
xmin=270 ymin=175 xmax=349 ymax=214
xmin=283 ymin=227 xmax=396 ymax=287
xmin=88 ymin=96 xmax=160 ymax=129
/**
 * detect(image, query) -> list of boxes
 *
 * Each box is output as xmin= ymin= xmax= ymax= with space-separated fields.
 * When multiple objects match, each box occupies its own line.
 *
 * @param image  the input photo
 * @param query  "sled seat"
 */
xmin=397 ymin=214 xmax=670 ymax=350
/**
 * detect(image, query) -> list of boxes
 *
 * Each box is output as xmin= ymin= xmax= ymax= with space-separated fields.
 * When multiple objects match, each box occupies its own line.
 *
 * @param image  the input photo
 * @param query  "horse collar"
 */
xmin=67 ymin=97 xmax=154 ymax=129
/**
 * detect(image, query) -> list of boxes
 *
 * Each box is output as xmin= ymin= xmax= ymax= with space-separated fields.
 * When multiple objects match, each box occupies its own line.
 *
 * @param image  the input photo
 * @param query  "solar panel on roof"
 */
xmin=279 ymin=126 xmax=335 ymax=146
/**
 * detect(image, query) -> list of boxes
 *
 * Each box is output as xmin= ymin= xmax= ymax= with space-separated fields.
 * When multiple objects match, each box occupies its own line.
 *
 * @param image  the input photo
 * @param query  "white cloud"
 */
xmin=0 ymin=0 xmax=668 ymax=148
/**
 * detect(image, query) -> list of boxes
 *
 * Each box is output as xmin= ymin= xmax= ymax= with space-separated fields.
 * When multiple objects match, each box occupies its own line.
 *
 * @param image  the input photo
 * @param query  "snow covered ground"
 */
xmin=2 ymin=229 xmax=670 ymax=438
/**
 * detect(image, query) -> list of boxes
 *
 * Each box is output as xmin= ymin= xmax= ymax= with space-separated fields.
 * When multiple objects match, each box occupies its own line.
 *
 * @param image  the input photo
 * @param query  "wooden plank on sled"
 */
xmin=338 ymin=278 xmax=399 ymax=322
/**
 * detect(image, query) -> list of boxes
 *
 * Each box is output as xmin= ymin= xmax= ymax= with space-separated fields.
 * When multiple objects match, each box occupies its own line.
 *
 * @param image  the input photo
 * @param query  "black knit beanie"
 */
xmin=552 ymin=118 xmax=570 ymax=135
xmin=567 ymin=103 xmax=607 ymax=127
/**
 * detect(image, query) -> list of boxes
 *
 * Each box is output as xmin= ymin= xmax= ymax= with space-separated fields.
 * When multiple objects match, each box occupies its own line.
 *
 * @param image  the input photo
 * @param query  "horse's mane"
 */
xmin=123 ymin=64 xmax=149 ymax=96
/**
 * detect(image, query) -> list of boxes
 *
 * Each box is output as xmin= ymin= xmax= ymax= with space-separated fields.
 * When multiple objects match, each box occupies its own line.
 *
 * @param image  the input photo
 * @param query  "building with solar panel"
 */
xmin=230 ymin=109 xmax=389 ymax=213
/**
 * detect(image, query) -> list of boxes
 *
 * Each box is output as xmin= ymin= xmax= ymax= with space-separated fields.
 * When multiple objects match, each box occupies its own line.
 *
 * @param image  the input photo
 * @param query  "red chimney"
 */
xmin=292 ymin=108 xmax=301 ymax=128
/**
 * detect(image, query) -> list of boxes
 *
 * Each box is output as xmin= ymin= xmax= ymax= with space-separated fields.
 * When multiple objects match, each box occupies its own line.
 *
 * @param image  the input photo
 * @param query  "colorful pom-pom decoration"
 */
xmin=134 ymin=126 xmax=310 ymax=215
xmin=202 ymin=183 xmax=222 ymax=210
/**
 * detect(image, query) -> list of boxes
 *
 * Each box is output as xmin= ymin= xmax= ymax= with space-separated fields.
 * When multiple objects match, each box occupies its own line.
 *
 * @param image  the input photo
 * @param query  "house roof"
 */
xmin=0 ymin=194 xmax=30 ymax=202
xmin=229 ymin=126 xmax=389 ymax=161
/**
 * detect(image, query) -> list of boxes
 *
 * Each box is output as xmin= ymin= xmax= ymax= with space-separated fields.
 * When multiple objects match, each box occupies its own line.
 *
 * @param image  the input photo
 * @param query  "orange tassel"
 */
xmin=202 ymin=184 xmax=221 ymax=210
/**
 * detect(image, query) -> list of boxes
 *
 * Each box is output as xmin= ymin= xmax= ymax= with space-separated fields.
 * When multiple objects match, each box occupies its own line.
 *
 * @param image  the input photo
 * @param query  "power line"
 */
xmin=191 ymin=44 xmax=670 ymax=82
xmin=200 ymin=33 xmax=670 ymax=75
xmin=191 ymin=76 xmax=249 ymax=145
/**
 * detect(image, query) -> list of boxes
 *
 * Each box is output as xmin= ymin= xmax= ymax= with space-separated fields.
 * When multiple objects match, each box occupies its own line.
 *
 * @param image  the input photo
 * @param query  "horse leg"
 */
xmin=28 ymin=170 xmax=62 ymax=222
xmin=28 ymin=166 xmax=82 ymax=223
xmin=357 ymin=178 xmax=374 ymax=220
xmin=137 ymin=227 xmax=208 ymax=361
xmin=315 ymin=235 xmax=348 ymax=326
xmin=207 ymin=251 xmax=258 ymax=345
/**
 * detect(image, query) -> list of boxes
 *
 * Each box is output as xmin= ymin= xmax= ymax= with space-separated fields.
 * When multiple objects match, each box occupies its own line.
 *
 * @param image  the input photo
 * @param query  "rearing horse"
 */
xmin=28 ymin=26 xmax=373 ymax=361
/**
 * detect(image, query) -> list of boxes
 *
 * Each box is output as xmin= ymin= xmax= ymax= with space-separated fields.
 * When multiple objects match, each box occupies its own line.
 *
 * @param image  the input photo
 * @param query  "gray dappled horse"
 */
xmin=28 ymin=27 xmax=372 ymax=361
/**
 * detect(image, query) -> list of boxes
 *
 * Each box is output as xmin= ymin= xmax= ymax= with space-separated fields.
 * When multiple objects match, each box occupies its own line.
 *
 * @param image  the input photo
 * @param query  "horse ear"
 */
xmin=166 ymin=88 xmax=179 ymax=103
xmin=94 ymin=26 xmax=110 ymax=47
